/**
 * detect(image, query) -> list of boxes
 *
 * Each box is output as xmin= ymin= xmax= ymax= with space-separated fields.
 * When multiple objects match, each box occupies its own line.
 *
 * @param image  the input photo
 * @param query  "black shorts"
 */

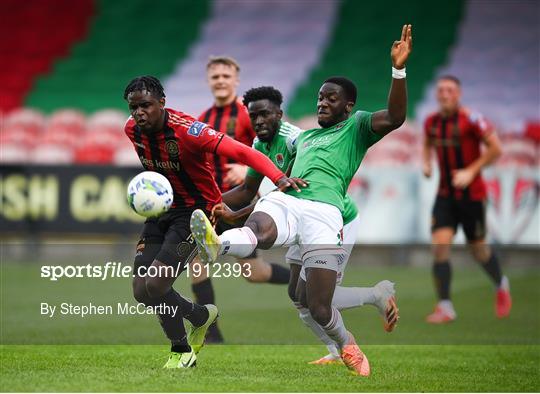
xmin=215 ymin=219 xmax=258 ymax=260
xmin=134 ymin=208 xmax=200 ymax=271
xmin=431 ymin=196 xmax=487 ymax=241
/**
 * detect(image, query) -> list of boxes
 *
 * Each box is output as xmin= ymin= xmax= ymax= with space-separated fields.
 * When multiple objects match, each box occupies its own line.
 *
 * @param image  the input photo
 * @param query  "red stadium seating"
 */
xmin=0 ymin=0 xmax=93 ymax=111
xmin=30 ymin=143 xmax=74 ymax=164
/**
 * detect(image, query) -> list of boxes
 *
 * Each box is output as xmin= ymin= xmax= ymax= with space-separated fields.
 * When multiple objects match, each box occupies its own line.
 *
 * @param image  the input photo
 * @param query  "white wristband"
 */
xmin=392 ymin=67 xmax=406 ymax=79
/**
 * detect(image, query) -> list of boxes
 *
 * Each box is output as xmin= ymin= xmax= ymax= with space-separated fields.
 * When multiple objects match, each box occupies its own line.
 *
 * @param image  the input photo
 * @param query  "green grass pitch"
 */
xmin=1 ymin=260 xmax=539 ymax=392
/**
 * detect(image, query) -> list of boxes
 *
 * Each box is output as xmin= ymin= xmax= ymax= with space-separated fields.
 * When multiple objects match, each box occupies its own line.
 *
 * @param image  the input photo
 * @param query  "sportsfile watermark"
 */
xmin=40 ymin=261 xmax=252 ymax=281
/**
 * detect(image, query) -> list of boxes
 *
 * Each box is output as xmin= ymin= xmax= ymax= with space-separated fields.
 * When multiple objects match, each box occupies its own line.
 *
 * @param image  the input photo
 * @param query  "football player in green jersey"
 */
xmin=192 ymin=24 xmax=412 ymax=376
xmin=212 ymin=86 xmax=398 ymax=365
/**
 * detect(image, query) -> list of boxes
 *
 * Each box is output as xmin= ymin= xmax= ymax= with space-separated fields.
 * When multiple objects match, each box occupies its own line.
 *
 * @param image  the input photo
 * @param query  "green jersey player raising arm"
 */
xmin=191 ymin=24 xmax=412 ymax=376
xmin=212 ymin=86 xmax=399 ymax=365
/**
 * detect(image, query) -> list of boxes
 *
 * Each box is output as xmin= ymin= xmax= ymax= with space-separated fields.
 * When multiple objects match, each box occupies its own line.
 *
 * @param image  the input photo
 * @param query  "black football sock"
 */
xmin=175 ymin=293 xmax=210 ymax=327
xmin=192 ymin=278 xmax=215 ymax=306
xmin=192 ymin=278 xmax=223 ymax=340
xmin=268 ymin=263 xmax=290 ymax=284
xmin=171 ymin=342 xmax=191 ymax=353
xmin=151 ymin=289 xmax=188 ymax=345
xmin=479 ymin=253 xmax=503 ymax=287
xmin=433 ymin=261 xmax=451 ymax=300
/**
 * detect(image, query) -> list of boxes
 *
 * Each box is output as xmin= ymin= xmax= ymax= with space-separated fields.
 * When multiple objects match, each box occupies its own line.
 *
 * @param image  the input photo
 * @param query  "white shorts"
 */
xmin=287 ymin=214 xmax=361 ymax=284
xmin=252 ymin=191 xmax=345 ymax=271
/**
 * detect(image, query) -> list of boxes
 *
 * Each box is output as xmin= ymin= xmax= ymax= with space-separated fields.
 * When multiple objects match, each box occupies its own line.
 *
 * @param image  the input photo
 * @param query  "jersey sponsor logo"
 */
xmin=139 ymin=156 xmax=180 ymax=171
xmin=166 ymin=140 xmax=179 ymax=155
xmin=302 ymin=135 xmax=332 ymax=150
xmin=275 ymin=153 xmax=284 ymax=168
xmin=188 ymin=121 xmax=206 ymax=137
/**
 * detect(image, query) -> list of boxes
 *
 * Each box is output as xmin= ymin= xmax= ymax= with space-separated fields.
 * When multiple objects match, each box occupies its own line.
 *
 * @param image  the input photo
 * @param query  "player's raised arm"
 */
xmin=371 ymin=24 xmax=412 ymax=136
xmin=215 ymin=135 xmax=305 ymax=192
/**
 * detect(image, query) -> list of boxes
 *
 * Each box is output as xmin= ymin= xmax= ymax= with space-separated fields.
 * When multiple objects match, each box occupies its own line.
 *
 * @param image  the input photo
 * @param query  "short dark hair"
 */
xmin=123 ymin=75 xmax=165 ymax=100
xmin=243 ymin=86 xmax=283 ymax=107
xmin=438 ymin=75 xmax=461 ymax=86
xmin=206 ymin=56 xmax=241 ymax=72
xmin=323 ymin=76 xmax=357 ymax=104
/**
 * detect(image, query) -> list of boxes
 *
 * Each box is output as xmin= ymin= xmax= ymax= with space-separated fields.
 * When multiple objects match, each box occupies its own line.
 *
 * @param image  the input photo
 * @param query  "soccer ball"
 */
xmin=127 ymin=171 xmax=173 ymax=218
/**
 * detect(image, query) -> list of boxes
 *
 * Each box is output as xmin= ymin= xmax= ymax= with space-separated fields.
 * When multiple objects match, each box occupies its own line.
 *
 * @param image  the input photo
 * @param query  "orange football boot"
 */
xmin=340 ymin=332 xmax=370 ymax=376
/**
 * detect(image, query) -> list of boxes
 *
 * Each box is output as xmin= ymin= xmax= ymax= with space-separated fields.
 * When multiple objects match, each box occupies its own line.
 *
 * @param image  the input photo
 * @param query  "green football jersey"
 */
xmin=246 ymin=121 xmax=301 ymax=179
xmin=342 ymin=195 xmax=358 ymax=225
xmin=285 ymin=111 xmax=381 ymax=213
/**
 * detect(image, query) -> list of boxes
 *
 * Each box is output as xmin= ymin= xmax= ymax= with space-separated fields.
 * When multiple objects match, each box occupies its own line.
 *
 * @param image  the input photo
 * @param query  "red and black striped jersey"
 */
xmin=124 ymin=108 xmax=224 ymax=212
xmin=424 ymin=107 xmax=494 ymax=201
xmin=199 ymin=97 xmax=256 ymax=192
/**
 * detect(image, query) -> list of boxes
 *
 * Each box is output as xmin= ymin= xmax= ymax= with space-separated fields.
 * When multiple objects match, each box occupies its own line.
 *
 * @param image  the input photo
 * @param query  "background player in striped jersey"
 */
xmin=211 ymin=86 xmax=398 ymax=365
xmin=423 ymin=75 xmax=511 ymax=323
xmin=123 ymin=75 xmax=299 ymax=368
xmin=190 ymin=57 xmax=291 ymax=343
xmin=191 ymin=24 xmax=412 ymax=376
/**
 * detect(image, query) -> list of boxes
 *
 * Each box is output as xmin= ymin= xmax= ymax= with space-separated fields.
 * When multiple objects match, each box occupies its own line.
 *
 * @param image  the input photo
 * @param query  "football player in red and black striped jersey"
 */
xmin=123 ymin=75 xmax=299 ymax=368
xmin=423 ymin=75 xmax=511 ymax=323
xmin=190 ymin=57 xmax=292 ymax=343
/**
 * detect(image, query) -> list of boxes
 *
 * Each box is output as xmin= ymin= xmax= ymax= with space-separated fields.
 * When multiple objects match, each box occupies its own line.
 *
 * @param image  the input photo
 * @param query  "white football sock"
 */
xmin=499 ymin=276 xmax=510 ymax=291
xmin=438 ymin=300 xmax=457 ymax=318
xmin=218 ymin=227 xmax=257 ymax=258
xmin=294 ymin=302 xmax=340 ymax=358
xmin=322 ymin=307 xmax=349 ymax=350
xmin=332 ymin=286 xmax=377 ymax=310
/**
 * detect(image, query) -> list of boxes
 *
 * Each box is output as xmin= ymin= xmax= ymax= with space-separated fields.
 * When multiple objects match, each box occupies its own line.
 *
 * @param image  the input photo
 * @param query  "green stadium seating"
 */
xmin=286 ymin=0 xmax=464 ymax=118
xmin=25 ymin=0 xmax=210 ymax=113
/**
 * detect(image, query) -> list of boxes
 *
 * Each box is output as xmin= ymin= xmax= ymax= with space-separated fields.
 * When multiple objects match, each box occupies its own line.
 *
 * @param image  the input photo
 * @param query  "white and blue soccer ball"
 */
xmin=127 ymin=171 xmax=173 ymax=218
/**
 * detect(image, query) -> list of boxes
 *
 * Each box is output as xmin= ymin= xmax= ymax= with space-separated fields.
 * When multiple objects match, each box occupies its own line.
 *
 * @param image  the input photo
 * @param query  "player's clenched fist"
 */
xmin=211 ymin=202 xmax=238 ymax=225
xmin=391 ymin=24 xmax=412 ymax=69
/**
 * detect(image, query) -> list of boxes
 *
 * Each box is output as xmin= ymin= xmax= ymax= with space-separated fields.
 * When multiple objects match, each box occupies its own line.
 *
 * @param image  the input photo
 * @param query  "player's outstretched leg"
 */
xmin=332 ymin=280 xmax=399 ymax=332
xmin=190 ymin=209 xmax=222 ymax=264
xmin=191 ymin=209 xmax=279 ymax=263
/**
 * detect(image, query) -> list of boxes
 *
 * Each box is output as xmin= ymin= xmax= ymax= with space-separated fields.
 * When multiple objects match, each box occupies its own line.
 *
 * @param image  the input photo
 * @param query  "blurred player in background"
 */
xmin=123 ymin=75 xmax=297 ymax=368
xmin=190 ymin=56 xmax=291 ymax=343
xmin=211 ymin=86 xmax=398 ymax=365
xmin=191 ymin=25 xmax=412 ymax=376
xmin=423 ymin=75 xmax=511 ymax=323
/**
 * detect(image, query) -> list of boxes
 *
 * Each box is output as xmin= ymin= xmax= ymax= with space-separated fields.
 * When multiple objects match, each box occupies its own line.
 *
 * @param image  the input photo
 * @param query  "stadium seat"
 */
xmin=74 ymin=131 xmax=118 ymax=164
xmin=4 ymin=108 xmax=46 ymax=134
xmin=30 ymin=143 xmax=74 ymax=164
xmin=0 ymin=125 xmax=38 ymax=149
xmin=48 ymin=109 xmax=86 ymax=134
xmin=0 ymin=143 xmax=30 ymax=163
xmin=0 ymin=0 xmax=93 ymax=112
xmin=113 ymin=146 xmax=141 ymax=166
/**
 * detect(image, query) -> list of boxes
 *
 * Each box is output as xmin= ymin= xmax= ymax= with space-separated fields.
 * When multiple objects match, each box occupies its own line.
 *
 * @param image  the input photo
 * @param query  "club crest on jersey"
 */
xmin=166 ymin=140 xmax=179 ymax=155
xmin=226 ymin=117 xmax=237 ymax=137
xmin=275 ymin=153 xmax=284 ymax=167
xmin=188 ymin=121 xmax=206 ymax=137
